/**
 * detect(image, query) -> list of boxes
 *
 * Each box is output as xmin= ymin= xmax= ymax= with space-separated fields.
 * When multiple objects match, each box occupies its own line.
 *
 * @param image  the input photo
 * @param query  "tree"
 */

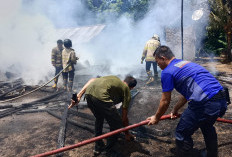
xmin=85 ymin=0 xmax=151 ymax=22
xmin=204 ymin=27 xmax=227 ymax=56
xmin=208 ymin=0 xmax=232 ymax=62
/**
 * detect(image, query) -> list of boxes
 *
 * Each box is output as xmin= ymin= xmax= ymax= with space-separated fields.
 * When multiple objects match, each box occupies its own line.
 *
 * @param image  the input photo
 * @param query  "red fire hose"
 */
xmin=32 ymin=114 xmax=232 ymax=157
xmin=31 ymin=114 xmax=174 ymax=157
xmin=216 ymin=118 xmax=232 ymax=124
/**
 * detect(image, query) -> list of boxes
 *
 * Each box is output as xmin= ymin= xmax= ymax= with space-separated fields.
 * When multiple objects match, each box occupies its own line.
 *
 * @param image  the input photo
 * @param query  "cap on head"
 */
xmin=153 ymin=34 xmax=160 ymax=41
xmin=57 ymin=39 xmax=63 ymax=44
xmin=63 ymin=39 xmax=72 ymax=48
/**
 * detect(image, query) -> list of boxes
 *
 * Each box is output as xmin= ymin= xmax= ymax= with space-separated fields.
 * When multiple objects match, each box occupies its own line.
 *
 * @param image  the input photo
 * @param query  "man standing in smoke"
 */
xmin=62 ymin=39 xmax=78 ymax=91
xmin=51 ymin=39 xmax=63 ymax=89
xmin=141 ymin=34 xmax=161 ymax=85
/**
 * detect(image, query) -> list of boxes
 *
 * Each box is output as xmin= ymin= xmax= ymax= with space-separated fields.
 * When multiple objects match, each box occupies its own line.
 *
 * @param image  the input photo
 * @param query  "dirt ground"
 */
xmin=0 ymin=59 xmax=232 ymax=157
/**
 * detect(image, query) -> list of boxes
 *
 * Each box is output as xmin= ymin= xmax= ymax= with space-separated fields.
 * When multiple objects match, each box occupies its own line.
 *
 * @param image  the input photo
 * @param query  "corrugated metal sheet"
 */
xmin=165 ymin=26 xmax=196 ymax=61
xmin=57 ymin=24 xmax=106 ymax=43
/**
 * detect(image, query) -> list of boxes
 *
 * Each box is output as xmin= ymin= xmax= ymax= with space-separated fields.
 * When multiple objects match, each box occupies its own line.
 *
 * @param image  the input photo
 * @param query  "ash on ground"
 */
xmin=0 ymin=60 xmax=232 ymax=157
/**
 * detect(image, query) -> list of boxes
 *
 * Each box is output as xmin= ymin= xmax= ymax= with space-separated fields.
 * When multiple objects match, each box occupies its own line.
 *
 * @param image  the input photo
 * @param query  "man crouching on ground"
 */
xmin=69 ymin=75 xmax=137 ymax=157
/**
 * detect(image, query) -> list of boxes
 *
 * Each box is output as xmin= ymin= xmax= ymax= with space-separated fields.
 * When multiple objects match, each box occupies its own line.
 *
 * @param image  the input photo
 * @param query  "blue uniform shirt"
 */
xmin=161 ymin=59 xmax=223 ymax=102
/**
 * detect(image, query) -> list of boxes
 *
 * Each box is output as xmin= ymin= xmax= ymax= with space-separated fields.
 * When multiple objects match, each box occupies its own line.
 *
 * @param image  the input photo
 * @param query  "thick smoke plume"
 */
xmin=0 ymin=0 xmax=208 ymax=84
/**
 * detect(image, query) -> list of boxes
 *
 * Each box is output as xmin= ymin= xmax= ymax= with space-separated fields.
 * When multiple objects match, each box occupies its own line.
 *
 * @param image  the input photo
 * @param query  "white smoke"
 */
xmin=0 ymin=0 xmax=58 ymax=84
xmin=79 ymin=0 xmax=209 ymax=77
xmin=0 ymin=0 xmax=209 ymax=83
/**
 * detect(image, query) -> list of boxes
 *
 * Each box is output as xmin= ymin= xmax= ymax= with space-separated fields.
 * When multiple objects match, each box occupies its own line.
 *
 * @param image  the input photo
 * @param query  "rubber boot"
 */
xmin=146 ymin=70 xmax=152 ymax=79
xmin=52 ymin=83 xmax=57 ymax=88
xmin=146 ymin=71 xmax=154 ymax=84
xmin=101 ymin=138 xmax=122 ymax=157
xmin=146 ymin=76 xmax=154 ymax=84
xmin=68 ymin=80 xmax=73 ymax=92
xmin=93 ymin=140 xmax=105 ymax=156
xmin=154 ymin=72 xmax=158 ymax=79
xmin=52 ymin=78 xmax=58 ymax=88
xmin=175 ymin=139 xmax=194 ymax=157
xmin=63 ymin=79 xmax=67 ymax=91
xmin=205 ymin=140 xmax=218 ymax=157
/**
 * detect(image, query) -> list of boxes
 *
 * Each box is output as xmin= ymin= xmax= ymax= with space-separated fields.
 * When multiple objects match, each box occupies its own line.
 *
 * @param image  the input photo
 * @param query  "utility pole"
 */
xmin=181 ymin=0 xmax=184 ymax=60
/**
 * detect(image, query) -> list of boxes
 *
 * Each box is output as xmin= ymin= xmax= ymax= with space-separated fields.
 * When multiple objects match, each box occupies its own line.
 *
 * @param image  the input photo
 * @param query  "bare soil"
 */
xmin=0 ymin=59 xmax=232 ymax=157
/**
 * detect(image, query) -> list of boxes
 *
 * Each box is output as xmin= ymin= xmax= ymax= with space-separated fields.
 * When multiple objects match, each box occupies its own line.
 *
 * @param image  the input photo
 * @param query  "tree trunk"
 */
xmin=226 ymin=2 xmax=232 ymax=62
xmin=227 ymin=16 xmax=232 ymax=62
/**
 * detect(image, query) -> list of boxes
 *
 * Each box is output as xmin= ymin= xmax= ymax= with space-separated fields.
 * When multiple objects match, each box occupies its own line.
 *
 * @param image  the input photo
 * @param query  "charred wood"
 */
xmin=56 ymin=104 xmax=69 ymax=157
xmin=39 ymin=99 xmax=69 ymax=104
xmin=69 ymin=109 xmax=95 ymax=121
xmin=0 ymin=107 xmax=22 ymax=118
xmin=0 ymin=78 xmax=23 ymax=88
xmin=0 ymin=104 xmax=13 ymax=109
xmin=22 ymin=91 xmax=64 ymax=108
xmin=0 ymin=84 xmax=23 ymax=99
xmin=16 ymin=109 xmax=47 ymax=114
xmin=0 ymin=91 xmax=63 ymax=118
xmin=16 ymin=108 xmax=61 ymax=114
xmin=46 ymin=110 xmax=95 ymax=134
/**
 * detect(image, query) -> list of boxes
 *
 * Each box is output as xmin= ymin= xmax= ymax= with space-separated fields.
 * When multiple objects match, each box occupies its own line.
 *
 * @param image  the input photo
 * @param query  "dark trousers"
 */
xmin=175 ymin=98 xmax=227 ymax=157
xmin=62 ymin=70 xmax=74 ymax=89
xmin=85 ymin=94 xmax=123 ymax=152
xmin=146 ymin=61 xmax=158 ymax=75
xmin=54 ymin=66 xmax=63 ymax=84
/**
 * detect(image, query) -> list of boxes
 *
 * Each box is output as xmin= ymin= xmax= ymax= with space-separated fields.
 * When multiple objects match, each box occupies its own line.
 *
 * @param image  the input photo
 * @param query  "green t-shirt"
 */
xmin=85 ymin=76 xmax=131 ymax=108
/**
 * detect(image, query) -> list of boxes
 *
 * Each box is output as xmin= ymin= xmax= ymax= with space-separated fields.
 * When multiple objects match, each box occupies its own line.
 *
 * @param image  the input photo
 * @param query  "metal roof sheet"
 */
xmin=57 ymin=24 xmax=106 ymax=43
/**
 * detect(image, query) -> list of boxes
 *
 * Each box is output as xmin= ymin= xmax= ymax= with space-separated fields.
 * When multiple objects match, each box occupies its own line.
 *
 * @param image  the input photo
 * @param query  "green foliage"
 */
xmin=205 ymin=0 xmax=232 ymax=60
xmin=85 ymin=0 xmax=151 ymax=22
xmin=204 ymin=27 xmax=226 ymax=56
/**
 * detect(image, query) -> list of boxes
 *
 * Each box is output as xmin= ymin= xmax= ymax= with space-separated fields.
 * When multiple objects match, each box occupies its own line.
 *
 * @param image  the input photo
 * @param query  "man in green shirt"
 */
xmin=69 ymin=75 xmax=137 ymax=156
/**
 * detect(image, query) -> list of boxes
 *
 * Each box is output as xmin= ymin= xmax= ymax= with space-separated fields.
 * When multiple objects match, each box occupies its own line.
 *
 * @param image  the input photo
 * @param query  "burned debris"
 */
xmin=0 ymin=63 xmax=231 ymax=157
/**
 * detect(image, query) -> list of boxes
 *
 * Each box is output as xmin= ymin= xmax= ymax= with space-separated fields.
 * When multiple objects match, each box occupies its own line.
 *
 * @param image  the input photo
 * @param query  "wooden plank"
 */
xmin=56 ymin=104 xmax=69 ymax=157
xmin=0 ymin=84 xmax=23 ymax=98
xmin=46 ymin=110 xmax=95 ymax=134
xmin=0 ymin=91 xmax=63 ymax=118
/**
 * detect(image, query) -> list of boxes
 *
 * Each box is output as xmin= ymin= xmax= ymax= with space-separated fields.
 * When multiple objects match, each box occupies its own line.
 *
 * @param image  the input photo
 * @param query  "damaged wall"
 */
xmin=166 ymin=26 xmax=196 ymax=61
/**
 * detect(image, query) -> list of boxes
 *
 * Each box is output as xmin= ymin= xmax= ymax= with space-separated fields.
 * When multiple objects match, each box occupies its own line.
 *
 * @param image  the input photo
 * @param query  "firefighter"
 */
xmin=147 ymin=46 xmax=227 ymax=157
xmin=51 ymin=39 xmax=63 ymax=88
xmin=69 ymin=75 xmax=137 ymax=157
xmin=62 ymin=39 xmax=78 ymax=91
xmin=141 ymin=34 xmax=161 ymax=84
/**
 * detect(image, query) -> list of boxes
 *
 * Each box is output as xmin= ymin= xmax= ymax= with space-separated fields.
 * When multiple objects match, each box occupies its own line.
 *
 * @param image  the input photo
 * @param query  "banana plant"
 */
xmin=208 ymin=0 xmax=232 ymax=62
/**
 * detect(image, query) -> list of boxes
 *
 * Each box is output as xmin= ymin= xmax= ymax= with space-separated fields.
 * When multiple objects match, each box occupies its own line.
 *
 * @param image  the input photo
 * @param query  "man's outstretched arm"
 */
xmin=147 ymin=91 xmax=171 ymax=125
xmin=68 ymin=78 xmax=96 ymax=109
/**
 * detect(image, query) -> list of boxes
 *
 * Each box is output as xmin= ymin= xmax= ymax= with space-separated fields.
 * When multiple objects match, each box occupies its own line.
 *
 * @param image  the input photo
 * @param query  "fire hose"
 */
xmin=0 ymin=63 xmax=71 ymax=103
xmin=31 ymin=114 xmax=232 ymax=157
xmin=31 ymin=114 xmax=173 ymax=157
xmin=216 ymin=118 xmax=232 ymax=124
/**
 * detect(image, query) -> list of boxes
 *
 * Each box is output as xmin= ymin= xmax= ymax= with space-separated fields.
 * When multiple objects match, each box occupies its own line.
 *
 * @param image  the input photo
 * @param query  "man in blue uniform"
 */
xmin=147 ymin=45 xmax=227 ymax=157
